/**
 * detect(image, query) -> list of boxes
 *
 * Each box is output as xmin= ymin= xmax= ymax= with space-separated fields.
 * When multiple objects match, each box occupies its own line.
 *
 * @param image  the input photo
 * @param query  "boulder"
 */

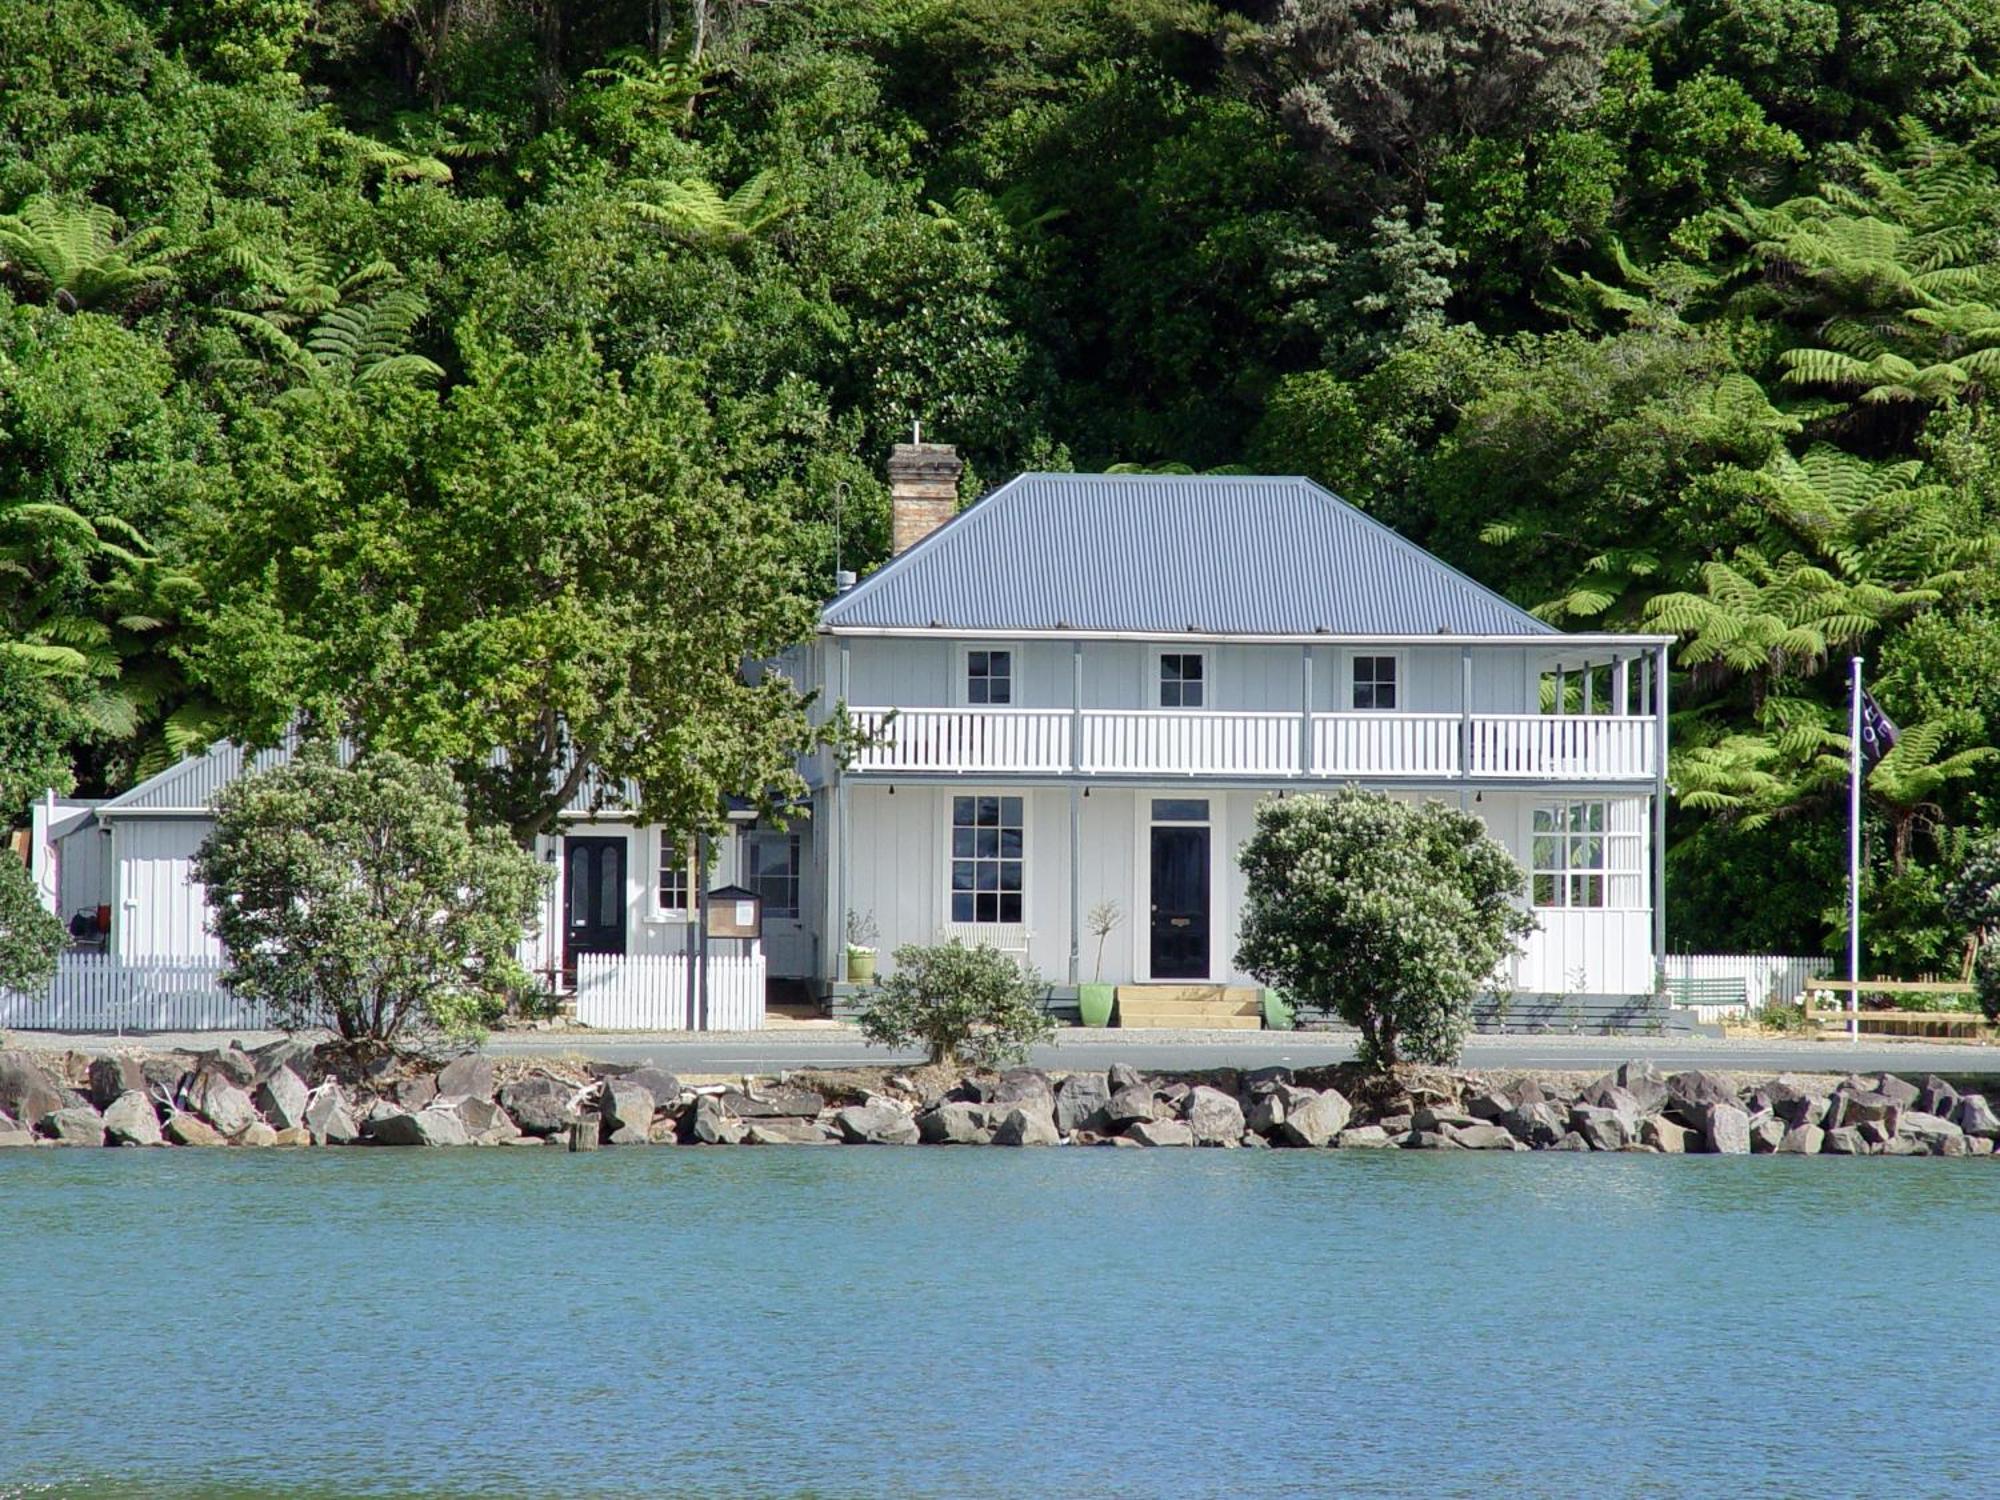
xmin=1700 ymin=1102 xmax=1752 ymax=1155
xmin=1954 ymin=1093 xmax=2000 ymax=1139
xmin=1400 ymin=1130 xmax=1458 ymax=1150
xmin=992 ymin=1067 xmax=1055 ymax=1105
xmin=1872 ymin=1073 xmax=1921 ymax=1110
xmin=1772 ymin=1089 xmax=1829 ymax=1129
xmin=1466 ymin=1091 xmax=1514 ymax=1123
xmin=42 ymin=1104 xmax=105 ymax=1147
xmin=833 ymin=1100 xmax=919 ymax=1145
xmin=1054 ymin=1074 xmax=1110 ymax=1135
xmin=647 ymin=1120 xmax=683 ymax=1145
xmin=1182 ymin=1086 xmax=1246 ymax=1146
xmin=140 ymin=1055 xmax=190 ymax=1097
xmin=1967 ymin=1136 xmax=1995 ymax=1157
xmin=1916 ymin=1076 xmax=1960 ymax=1118
xmin=1501 ymin=1100 xmax=1567 ymax=1148
xmin=102 ymin=1090 xmax=164 ymax=1147
xmin=1777 ymin=1123 xmax=1825 ymax=1155
xmin=918 ymin=1102 xmax=994 ymax=1145
xmin=1567 ymin=1104 xmax=1631 ymax=1152
xmin=598 ymin=1080 xmax=657 ymax=1142
xmin=1822 ymin=1125 xmax=1868 ymax=1155
xmin=435 ymin=1055 xmax=497 ymax=1100
xmin=254 ymin=1067 xmax=309 ymax=1133
xmin=745 ymin=1119 xmax=837 ymax=1145
xmin=1665 ymin=1070 xmax=1738 ymax=1126
xmin=0 ymin=1051 xmax=65 ymax=1127
xmin=1244 ymin=1093 xmax=1286 ymax=1136
xmin=193 ymin=1045 xmax=256 ymax=1086
xmin=1242 ymin=1066 xmax=1292 ymax=1093
xmin=1107 ymin=1062 xmax=1146 ymax=1095
xmin=271 ymin=1127 xmax=312 ymax=1148
xmin=688 ymin=1095 xmax=747 ymax=1145
xmin=187 ymin=1071 xmax=259 ymax=1138
xmin=86 ymin=1055 xmax=148 ymax=1109
xmin=1857 ymin=1119 xmax=1896 ymax=1149
xmin=719 ymin=1086 xmax=826 ymax=1119
xmin=1612 ymin=1060 xmax=1669 ymax=1114
xmin=498 ymin=1074 xmax=581 ymax=1136
xmin=1881 ymin=1135 xmax=1923 ymax=1156
xmin=1937 ymin=1133 xmax=1971 ymax=1157
xmin=303 ymin=1083 xmax=360 ymax=1145
xmin=1105 ymin=1084 xmax=1157 ymax=1129
xmin=370 ymin=1107 xmax=471 ymax=1147
xmin=622 ymin=1067 xmax=684 ymax=1106
xmin=1275 ymin=1088 xmax=1352 ymax=1148
xmin=1827 ymin=1089 xmax=1898 ymax=1132
xmin=444 ymin=1095 xmax=521 ymax=1143
xmin=1126 ymin=1119 xmax=1193 ymax=1147
xmin=1334 ymin=1125 xmax=1394 ymax=1148
xmin=1444 ymin=1122 xmax=1524 ymax=1151
xmin=1639 ymin=1116 xmax=1689 ymax=1154
xmin=247 ymin=1037 xmax=311 ymax=1083
xmin=992 ymin=1102 xmax=1060 ymax=1147
xmin=164 ymin=1111 xmax=226 ymax=1146
xmin=1505 ymin=1078 xmax=1554 ymax=1107
xmin=1412 ymin=1105 xmax=1481 ymax=1132
xmin=394 ymin=1074 xmax=439 ymax=1110
xmin=236 ymin=1120 xmax=279 ymax=1148
xmin=1749 ymin=1115 xmax=1785 ymax=1153
xmin=1899 ymin=1111 xmax=1964 ymax=1151
xmin=1547 ymin=1132 xmax=1591 ymax=1151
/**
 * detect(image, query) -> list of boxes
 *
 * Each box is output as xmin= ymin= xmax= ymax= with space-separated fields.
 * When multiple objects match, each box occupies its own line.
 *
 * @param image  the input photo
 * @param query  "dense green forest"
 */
xmin=6 ymin=0 xmax=2000 ymax=969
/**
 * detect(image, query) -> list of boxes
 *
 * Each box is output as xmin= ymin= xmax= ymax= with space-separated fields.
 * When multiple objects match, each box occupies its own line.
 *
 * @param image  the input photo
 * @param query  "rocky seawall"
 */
xmin=3 ymin=1042 xmax=1999 ymax=1156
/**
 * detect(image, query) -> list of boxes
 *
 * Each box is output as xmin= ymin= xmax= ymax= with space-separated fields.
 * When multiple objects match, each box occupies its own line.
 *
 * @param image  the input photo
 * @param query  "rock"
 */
xmin=1183 ymin=1086 xmax=1246 ymax=1146
xmin=1822 ymin=1126 xmax=1868 ymax=1155
xmin=1916 ymin=1075 xmax=1959 ymax=1118
xmin=1700 ymin=1102 xmax=1752 ymax=1155
xmin=394 ymin=1073 xmax=439 ymax=1110
xmin=1872 ymin=1073 xmax=1920 ymax=1110
xmin=1156 ymin=1082 xmax=1191 ymax=1111
xmin=1612 ymin=1061 xmax=1668 ymax=1114
xmin=647 ymin=1120 xmax=682 ymax=1145
xmin=102 ymin=1091 xmax=163 ymax=1147
xmin=1547 ymin=1131 xmax=1591 ymax=1150
xmin=235 ymin=1120 xmax=279 ymax=1148
xmin=444 ymin=1095 xmax=521 ymax=1143
xmin=1777 ymin=1124 xmax=1825 ymax=1155
xmin=187 ymin=1071 xmax=260 ymax=1138
xmin=719 ymin=1086 xmax=826 ymax=1119
xmin=193 ymin=1045 xmax=256 ymax=1086
xmin=1126 ymin=1119 xmax=1193 ymax=1147
xmin=1881 ymin=1135 xmax=1923 ymax=1156
xmin=0 ymin=1051 xmax=65 ymax=1128
xmin=370 ymin=1107 xmax=471 ymax=1147
xmin=1954 ymin=1093 xmax=2000 ymax=1139
xmin=254 ymin=1067 xmax=309 ymax=1133
xmin=1400 ymin=1130 xmax=1459 ymax=1149
xmin=1054 ymin=1074 xmax=1111 ymax=1135
xmin=1334 ymin=1125 xmax=1394 ymax=1148
xmin=498 ymin=1074 xmax=581 ymax=1136
xmin=1857 ymin=1119 xmax=1895 ymax=1149
xmin=1568 ymin=1104 xmax=1631 ymax=1152
xmin=688 ymin=1095 xmax=747 ymax=1145
xmin=992 ymin=1068 xmax=1054 ymax=1105
xmin=1749 ymin=1115 xmax=1785 ymax=1153
xmin=1665 ymin=1070 xmax=1738 ymax=1126
xmin=164 ymin=1111 xmax=226 ymax=1146
xmin=303 ymin=1083 xmax=360 ymax=1145
xmin=140 ymin=1055 xmax=190 ymax=1097
xmin=1466 ymin=1091 xmax=1514 ymax=1122
xmin=1771 ymin=1088 xmax=1829 ymax=1129
xmin=992 ymin=1102 xmax=1060 ymax=1147
xmin=1242 ymin=1066 xmax=1292 ymax=1093
xmin=598 ymin=1080 xmax=657 ymax=1141
xmin=41 ymin=1104 xmax=105 ymax=1146
xmin=1937 ymin=1133 xmax=1970 ymax=1157
xmin=1968 ymin=1136 xmax=1995 ymax=1156
xmin=1444 ymin=1122 xmax=1524 ymax=1151
xmin=1107 ymin=1062 xmax=1146 ymax=1095
xmin=271 ymin=1127 xmax=312 ymax=1147
xmin=1501 ymin=1100 xmax=1567 ymax=1148
xmin=1237 ymin=1130 xmax=1270 ymax=1149
xmin=1899 ymin=1111 xmax=1964 ymax=1150
xmin=1275 ymin=1088 xmax=1352 ymax=1147
xmin=1105 ymin=1084 xmax=1156 ymax=1129
xmin=833 ymin=1101 xmax=919 ymax=1145
xmin=435 ymin=1055 xmax=497 ymax=1099
xmin=1412 ymin=1105 xmax=1480 ymax=1132
xmin=1376 ymin=1113 xmax=1414 ymax=1135
xmin=745 ymin=1118 xmax=835 ymax=1145
xmin=1244 ymin=1093 xmax=1286 ymax=1135
xmin=621 ymin=1067 xmax=683 ymax=1105
xmin=247 ymin=1037 xmax=311 ymax=1083
xmin=1639 ymin=1116 xmax=1689 ymax=1154
xmin=918 ymin=1102 xmax=994 ymax=1145
xmin=1505 ymin=1078 xmax=1554 ymax=1107
xmin=1827 ymin=1089 xmax=1898 ymax=1132
xmin=86 ymin=1055 xmax=148 ymax=1109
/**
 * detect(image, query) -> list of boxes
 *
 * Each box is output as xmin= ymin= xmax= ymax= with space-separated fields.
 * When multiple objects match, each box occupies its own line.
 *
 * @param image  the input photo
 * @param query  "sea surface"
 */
xmin=2 ymin=1146 xmax=1995 ymax=1498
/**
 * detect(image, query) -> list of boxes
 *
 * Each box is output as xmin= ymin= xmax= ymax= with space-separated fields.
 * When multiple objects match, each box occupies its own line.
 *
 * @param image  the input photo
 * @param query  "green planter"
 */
xmin=844 ymin=948 xmax=877 ymax=986
xmin=1262 ymin=988 xmax=1295 ymax=1031
xmin=1077 ymin=982 xmax=1115 ymax=1028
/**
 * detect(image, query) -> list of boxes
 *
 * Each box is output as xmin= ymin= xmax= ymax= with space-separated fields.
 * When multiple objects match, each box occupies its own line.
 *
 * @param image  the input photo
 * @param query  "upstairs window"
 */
xmin=1352 ymin=654 xmax=1398 ymax=710
xmin=657 ymin=836 xmax=692 ymax=918
xmin=950 ymin=795 xmax=1024 ymax=924
xmin=744 ymin=832 xmax=800 ymax=919
xmin=1158 ymin=652 xmax=1205 ymax=708
xmin=966 ymin=649 xmax=1013 ymax=705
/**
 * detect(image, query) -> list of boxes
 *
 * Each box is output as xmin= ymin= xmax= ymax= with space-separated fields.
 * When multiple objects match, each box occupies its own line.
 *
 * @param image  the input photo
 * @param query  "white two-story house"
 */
xmin=798 ymin=445 xmax=1671 ymax=1004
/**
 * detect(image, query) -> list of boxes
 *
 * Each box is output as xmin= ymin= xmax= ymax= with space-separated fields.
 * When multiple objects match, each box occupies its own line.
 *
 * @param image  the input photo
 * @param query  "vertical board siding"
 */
xmin=573 ymin=951 xmax=766 ymax=1031
xmin=0 ymin=954 xmax=265 ymax=1031
xmin=1665 ymin=953 xmax=1828 ymax=1015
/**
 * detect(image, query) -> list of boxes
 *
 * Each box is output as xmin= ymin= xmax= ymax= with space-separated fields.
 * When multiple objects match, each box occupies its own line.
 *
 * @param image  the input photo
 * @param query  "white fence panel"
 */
xmin=1469 ymin=715 xmax=1655 ymax=779
xmin=1083 ymin=711 xmax=1300 ymax=775
xmin=574 ymin=951 xmax=765 ymax=1031
xmin=1312 ymin=713 xmax=1460 ymax=776
xmin=0 ymin=953 xmax=266 ymax=1032
xmin=1666 ymin=953 xmax=1828 ymax=1017
xmin=850 ymin=709 xmax=1070 ymax=773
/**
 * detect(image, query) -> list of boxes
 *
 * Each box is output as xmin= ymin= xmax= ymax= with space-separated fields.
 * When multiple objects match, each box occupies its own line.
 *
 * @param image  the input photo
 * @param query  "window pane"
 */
xmin=1001 ymin=797 xmax=1022 ymax=826
xmin=1376 ymin=682 xmax=1395 ymax=709
xmin=1532 ymin=807 xmax=1556 ymax=832
xmin=599 ymin=852 xmax=620 ymax=927
xmin=569 ymin=850 xmax=591 ymax=925
xmin=952 ymin=828 xmax=975 ymax=858
xmin=1152 ymin=799 xmax=1210 ymax=822
xmin=1000 ymin=861 xmax=1022 ymax=892
xmin=976 ymin=863 xmax=999 ymax=891
xmin=999 ymin=893 xmax=1023 ymax=924
xmin=1161 ymin=656 xmax=1182 ymax=684
xmin=953 ymin=797 xmax=974 ymax=826
xmin=976 ymin=828 xmax=999 ymax=858
xmin=978 ymin=797 xmax=1000 ymax=826
xmin=969 ymin=650 xmax=988 ymax=675
xmin=1574 ymin=836 xmax=1604 ymax=869
xmin=952 ymin=893 xmax=975 ymax=922
xmin=968 ymin=678 xmax=990 ymax=705
xmin=976 ymin=892 xmax=998 ymax=922
xmin=999 ymin=828 xmax=1022 ymax=858
xmin=952 ymin=862 xmax=974 ymax=891
xmin=1533 ymin=874 xmax=1559 ymax=907
xmin=1532 ymin=837 xmax=1559 ymax=870
xmin=1182 ymin=680 xmax=1203 ymax=707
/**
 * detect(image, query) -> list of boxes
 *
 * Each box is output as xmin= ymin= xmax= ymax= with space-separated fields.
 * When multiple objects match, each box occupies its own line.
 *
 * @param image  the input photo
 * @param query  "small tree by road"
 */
xmin=1236 ymin=788 xmax=1534 ymax=1067
xmin=1947 ymin=833 xmax=2000 ymax=1020
xmin=0 ymin=855 xmax=64 ymax=993
xmin=193 ymin=743 xmax=547 ymax=1045
xmin=856 ymin=939 xmax=1055 ymax=1070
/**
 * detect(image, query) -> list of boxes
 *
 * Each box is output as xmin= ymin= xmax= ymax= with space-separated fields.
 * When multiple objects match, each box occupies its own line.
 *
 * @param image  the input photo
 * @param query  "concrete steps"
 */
xmin=1115 ymin=984 xmax=1264 ymax=1029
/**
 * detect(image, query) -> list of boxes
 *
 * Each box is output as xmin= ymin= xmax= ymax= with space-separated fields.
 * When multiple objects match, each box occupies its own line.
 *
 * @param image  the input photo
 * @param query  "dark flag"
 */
xmin=1858 ymin=690 xmax=1900 ymax=765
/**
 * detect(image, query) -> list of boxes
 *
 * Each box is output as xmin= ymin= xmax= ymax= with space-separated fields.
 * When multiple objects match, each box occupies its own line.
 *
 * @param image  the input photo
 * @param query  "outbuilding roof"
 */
xmin=820 ymin=473 xmax=1561 ymax=638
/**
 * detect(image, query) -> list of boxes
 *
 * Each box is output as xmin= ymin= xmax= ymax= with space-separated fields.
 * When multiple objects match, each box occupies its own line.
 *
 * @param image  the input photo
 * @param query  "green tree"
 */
xmin=1236 ymin=788 xmax=1535 ymax=1067
xmin=856 ymin=938 xmax=1055 ymax=1070
xmin=0 ymin=855 xmax=65 ymax=993
xmin=192 ymin=743 xmax=547 ymax=1044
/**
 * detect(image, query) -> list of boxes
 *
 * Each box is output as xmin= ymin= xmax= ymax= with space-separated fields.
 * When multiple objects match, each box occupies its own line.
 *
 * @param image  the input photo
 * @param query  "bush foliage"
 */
xmin=0 ymin=855 xmax=65 ymax=994
xmin=856 ymin=939 xmax=1055 ymax=1070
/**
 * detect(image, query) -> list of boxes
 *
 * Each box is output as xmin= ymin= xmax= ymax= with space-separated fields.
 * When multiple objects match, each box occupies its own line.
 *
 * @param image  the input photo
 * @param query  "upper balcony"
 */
xmin=845 ymin=707 xmax=1658 ymax=782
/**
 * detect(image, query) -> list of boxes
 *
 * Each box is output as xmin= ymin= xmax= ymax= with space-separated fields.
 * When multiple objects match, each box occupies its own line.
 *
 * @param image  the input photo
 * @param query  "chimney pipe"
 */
xmin=888 ymin=441 xmax=962 ymax=556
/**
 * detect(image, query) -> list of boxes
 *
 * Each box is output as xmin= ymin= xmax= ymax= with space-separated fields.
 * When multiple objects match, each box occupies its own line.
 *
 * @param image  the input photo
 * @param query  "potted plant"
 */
xmin=1077 ymin=900 xmax=1121 ymax=1027
xmin=844 ymin=910 xmax=879 ymax=985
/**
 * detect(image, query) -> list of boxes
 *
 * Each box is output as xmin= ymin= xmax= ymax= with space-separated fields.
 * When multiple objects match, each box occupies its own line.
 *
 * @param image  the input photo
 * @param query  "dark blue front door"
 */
xmin=1149 ymin=826 xmax=1210 ymax=979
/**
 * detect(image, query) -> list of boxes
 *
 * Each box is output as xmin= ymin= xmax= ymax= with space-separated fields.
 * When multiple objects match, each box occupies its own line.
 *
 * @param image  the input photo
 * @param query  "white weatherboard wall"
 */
xmin=113 ymin=818 xmax=221 ymax=961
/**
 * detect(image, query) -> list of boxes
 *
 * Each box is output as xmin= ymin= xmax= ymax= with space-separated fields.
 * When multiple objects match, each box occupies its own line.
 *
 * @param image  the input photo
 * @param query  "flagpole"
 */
xmin=1848 ymin=655 xmax=1863 ymax=1042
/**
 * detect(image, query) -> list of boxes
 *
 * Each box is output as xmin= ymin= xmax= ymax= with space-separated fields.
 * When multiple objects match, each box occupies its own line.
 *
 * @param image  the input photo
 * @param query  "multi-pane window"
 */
xmin=966 ymin=649 xmax=1012 ymax=705
xmin=745 ymin=833 xmax=800 ymax=918
xmin=1158 ymin=652 xmax=1205 ymax=708
xmin=1352 ymin=654 xmax=1398 ymax=710
xmin=657 ymin=836 xmax=692 ymax=917
xmin=950 ymin=795 xmax=1024 ymax=924
xmin=1532 ymin=801 xmax=1643 ymax=909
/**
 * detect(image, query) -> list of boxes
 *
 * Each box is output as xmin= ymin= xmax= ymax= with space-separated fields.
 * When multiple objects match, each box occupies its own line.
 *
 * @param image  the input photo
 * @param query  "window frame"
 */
xmin=1151 ymin=648 xmax=1210 ymax=710
xmin=1529 ymin=800 xmax=1643 ymax=911
xmin=946 ymin=792 xmax=1027 ymax=927
xmin=742 ymin=830 xmax=802 ymax=920
xmin=957 ymin=643 xmax=1016 ymax=707
xmin=1347 ymin=649 xmax=1405 ymax=712
xmin=654 ymin=831 xmax=693 ymax=920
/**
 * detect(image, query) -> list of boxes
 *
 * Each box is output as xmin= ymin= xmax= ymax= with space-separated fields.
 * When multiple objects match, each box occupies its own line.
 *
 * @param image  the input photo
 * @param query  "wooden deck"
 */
xmin=1115 ymin=984 xmax=1264 ymax=1030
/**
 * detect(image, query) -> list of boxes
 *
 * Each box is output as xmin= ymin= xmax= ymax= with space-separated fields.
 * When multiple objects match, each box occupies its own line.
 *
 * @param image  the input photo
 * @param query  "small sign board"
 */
xmin=705 ymin=883 xmax=762 ymax=939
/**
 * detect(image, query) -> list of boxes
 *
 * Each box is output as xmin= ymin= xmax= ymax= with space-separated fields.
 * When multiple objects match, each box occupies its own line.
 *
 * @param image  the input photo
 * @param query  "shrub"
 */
xmin=856 ymin=939 xmax=1055 ymax=1069
xmin=193 ymin=743 xmax=548 ymax=1045
xmin=0 ymin=854 xmax=65 ymax=992
xmin=1946 ymin=832 xmax=2000 ymax=1020
xmin=1236 ymin=788 xmax=1535 ymax=1067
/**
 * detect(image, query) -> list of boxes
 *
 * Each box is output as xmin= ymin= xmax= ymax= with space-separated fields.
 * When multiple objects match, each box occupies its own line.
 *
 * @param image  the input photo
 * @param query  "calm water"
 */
xmin=2 ymin=1148 xmax=1996 ymax=1498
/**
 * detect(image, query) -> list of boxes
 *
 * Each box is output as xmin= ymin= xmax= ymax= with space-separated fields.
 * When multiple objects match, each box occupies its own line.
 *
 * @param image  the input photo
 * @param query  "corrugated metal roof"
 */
xmin=820 ymin=473 xmax=1558 ymax=637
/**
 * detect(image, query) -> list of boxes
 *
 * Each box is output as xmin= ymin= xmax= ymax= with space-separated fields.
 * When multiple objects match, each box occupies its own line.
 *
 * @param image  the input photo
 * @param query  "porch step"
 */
xmin=1115 ymin=985 xmax=1264 ymax=1030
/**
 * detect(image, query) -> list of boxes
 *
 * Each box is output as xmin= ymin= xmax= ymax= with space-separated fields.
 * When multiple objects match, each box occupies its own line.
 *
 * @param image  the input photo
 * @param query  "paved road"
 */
xmin=20 ymin=1025 xmax=2000 ymax=1078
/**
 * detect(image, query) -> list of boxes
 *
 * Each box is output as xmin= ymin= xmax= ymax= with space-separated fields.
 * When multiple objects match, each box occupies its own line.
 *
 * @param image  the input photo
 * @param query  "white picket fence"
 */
xmin=0 ymin=954 xmax=267 ymax=1032
xmin=1665 ymin=953 xmax=1829 ymax=1020
xmin=573 ymin=951 xmax=766 ymax=1031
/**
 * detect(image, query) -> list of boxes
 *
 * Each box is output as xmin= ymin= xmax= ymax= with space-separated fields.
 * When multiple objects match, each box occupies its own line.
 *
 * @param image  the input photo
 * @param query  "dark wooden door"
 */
xmin=563 ymin=836 xmax=627 ymax=973
xmin=1149 ymin=826 xmax=1210 ymax=979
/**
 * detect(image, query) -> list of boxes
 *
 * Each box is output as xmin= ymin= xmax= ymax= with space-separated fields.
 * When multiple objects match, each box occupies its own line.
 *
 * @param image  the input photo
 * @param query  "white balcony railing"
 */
xmin=847 ymin=708 xmax=1656 ymax=781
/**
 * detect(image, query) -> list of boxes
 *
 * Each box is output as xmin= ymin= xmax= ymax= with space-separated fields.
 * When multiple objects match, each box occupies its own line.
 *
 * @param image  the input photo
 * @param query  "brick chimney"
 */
xmin=888 ymin=440 xmax=962 ymax=555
